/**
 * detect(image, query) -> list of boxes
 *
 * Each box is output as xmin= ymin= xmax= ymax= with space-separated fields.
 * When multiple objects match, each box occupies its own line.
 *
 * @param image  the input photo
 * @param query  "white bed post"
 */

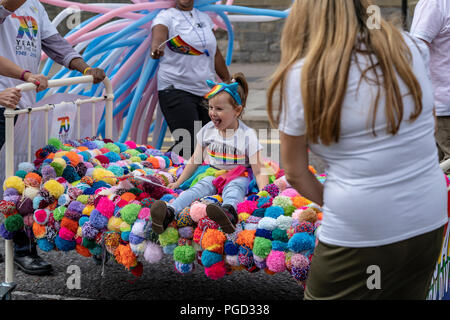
xmin=1 ymin=108 xmax=17 ymax=298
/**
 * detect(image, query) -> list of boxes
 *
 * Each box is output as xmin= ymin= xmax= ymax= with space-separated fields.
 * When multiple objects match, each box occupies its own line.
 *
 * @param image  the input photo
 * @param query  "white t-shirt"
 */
xmin=0 ymin=0 xmax=58 ymax=109
xmin=279 ymin=34 xmax=448 ymax=248
xmin=196 ymin=120 xmax=263 ymax=171
xmin=152 ymin=8 xmax=217 ymax=97
xmin=410 ymin=0 xmax=450 ymax=116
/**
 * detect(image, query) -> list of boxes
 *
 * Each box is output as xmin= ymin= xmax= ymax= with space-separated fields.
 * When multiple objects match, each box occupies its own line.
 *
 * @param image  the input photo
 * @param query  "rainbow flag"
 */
xmin=166 ymin=35 xmax=204 ymax=56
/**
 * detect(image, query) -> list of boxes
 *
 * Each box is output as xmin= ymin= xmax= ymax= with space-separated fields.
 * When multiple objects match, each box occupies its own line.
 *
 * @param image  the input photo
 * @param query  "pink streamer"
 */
xmin=130 ymin=79 xmax=156 ymax=143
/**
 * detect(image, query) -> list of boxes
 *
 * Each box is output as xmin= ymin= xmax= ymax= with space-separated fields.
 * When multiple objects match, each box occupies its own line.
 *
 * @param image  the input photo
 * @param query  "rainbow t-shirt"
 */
xmin=196 ymin=120 xmax=263 ymax=170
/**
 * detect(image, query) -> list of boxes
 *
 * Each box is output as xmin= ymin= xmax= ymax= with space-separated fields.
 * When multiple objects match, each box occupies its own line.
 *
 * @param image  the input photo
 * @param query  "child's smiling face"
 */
xmin=208 ymin=92 xmax=242 ymax=133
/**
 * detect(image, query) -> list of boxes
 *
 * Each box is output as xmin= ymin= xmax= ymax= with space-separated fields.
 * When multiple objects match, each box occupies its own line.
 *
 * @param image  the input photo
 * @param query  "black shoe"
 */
xmin=150 ymin=200 xmax=175 ymax=234
xmin=206 ymin=204 xmax=238 ymax=234
xmin=14 ymin=254 xmax=53 ymax=276
xmin=0 ymin=252 xmax=3 ymax=264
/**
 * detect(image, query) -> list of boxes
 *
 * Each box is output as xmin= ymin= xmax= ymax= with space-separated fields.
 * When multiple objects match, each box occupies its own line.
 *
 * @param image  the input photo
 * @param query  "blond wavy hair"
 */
xmin=267 ymin=0 xmax=423 ymax=145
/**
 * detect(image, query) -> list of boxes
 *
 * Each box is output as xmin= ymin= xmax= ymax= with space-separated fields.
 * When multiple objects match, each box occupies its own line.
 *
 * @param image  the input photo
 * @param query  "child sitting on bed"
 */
xmin=151 ymin=73 xmax=269 ymax=234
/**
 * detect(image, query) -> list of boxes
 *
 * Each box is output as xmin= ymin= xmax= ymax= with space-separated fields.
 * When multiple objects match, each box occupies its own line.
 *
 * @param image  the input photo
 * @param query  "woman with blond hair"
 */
xmin=268 ymin=0 xmax=448 ymax=300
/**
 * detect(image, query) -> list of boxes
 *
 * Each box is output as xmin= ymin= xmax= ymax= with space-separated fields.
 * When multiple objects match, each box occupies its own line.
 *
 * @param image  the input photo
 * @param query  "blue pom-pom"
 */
xmin=224 ymin=241 xmax=239 ymax=255
xmin=264 ymin=206 xmax=284 ymax=219
xmin=163 ymin=243 xmax=177 ymax=255
xmin=33 ymin=196 xmax=45 ymax=210
xmin=122 ymin=167 xmax=129 ymax=175
xmin=83 ymin=187 xmax=97 ymax=195
xmin=247 ymin=194 xmax=260 ymax=201
xmin=255 ymin=228 xmax=273 ymax=240
xmin=129 ymin=163 xmax=140 ymax=171
xmin=79 ymin=216 xmax=89 ymax=227
xmin=55 ymin=236 xmax=76 ymax=251
xmin=18 ymin=162 xmax=35 ymax=173
xmin=37 ymin=238 xmax=54 ymax=252
xmin=272 ymin=240 xmax=288 ymax=251
xmin=253 ymin=208 xmax=266 ymax=217
xmin=288 ymin=232 xmax=315 ymax=253
xmin=62 ymin=165 xmax=81 ymax=183
xmin=257 ymin=196 xmax=272 ymax=208
xmin=89 ymin=210 xmax=108 ymax=229
xmin=0 ymin=223 xmax=15 ymax=240
xmin=107 ymin=165 xmax=124 ymax=177
xmin=201 ymin=250 xmax=223 ymax=268
xmin=121 ymin=231 xmax=130 ymax=242
xmin=175 ymin=261 xmax=194 ymax=274
xmin=104 ymin=152 xmax=121 ymax=163
xmin=129 ymin=232 xmax=145 ymax=245
xmin=89 ymin=245 xmax=103 ymax=256
xmin=160 ymin=194 xmax=175 ymax=202
xmin=91 ymin=181 xmax=110 ymax=189
xmin=114 ymin=142 xmax=128 ymax=152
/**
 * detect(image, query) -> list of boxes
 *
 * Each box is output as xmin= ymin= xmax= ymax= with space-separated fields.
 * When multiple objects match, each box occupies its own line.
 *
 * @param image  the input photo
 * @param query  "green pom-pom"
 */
xmin=129 ymin=188 xmax=143 ymax=196
xmin=82 ymin=238 xmax=96 ymax=249
xmin=53 ymin=206 xmax=67 ymax=221
xmin=130 ymin=156 xmax=141 ymax=163
xmin=125 ymin=149 xmax=140 ymax=157
xmin=120 ymin=203 xmax=142 ymax=225
xmin=272 ymin=228 xmax=289 ymax=243
xmin=173 ymin=245 xmax=196 ymax=264
xmin=15 ymin=170 xmax=28 ymax=179
xmin=104 ymin=143 xmax=120 ymax=154
xmin=61 ymin=145 xmax=72 ymax=151
xmin=48 ymin=138 xmax=63 ymax=150
xmin=4 ymin=214 xmax=24 ymax=232
xmin=284 ymin=205 xmax=296 ymax=216
xmin=158 ymin=227 xmax=179 ymax=247
xmin=253 ymin=237 xmax=272 ymax=258
xmin=76 ymin=195 xmax=89 ymax=204
xmin=50 ymin=162 xmax=64 ymax=177
xmin=89 ymin=245 xmax=103 ymax=256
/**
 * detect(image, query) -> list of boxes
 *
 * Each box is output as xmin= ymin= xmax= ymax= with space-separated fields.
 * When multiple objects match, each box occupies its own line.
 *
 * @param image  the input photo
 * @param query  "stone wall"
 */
xmin=43 ymin=0 xmax=420 ymax=64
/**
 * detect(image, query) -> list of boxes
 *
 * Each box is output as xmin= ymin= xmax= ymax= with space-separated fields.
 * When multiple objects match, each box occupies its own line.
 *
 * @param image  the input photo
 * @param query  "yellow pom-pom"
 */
xmin=3 ymin=176 xmax=25 ymax=194
xmin=43 ymin=180 xmax=65 ymax=199
xmin=82 ymin=205 xmax=94 ymax=216
xmin=107 ymin=217 xmax=123 ymax=232
xmin=52 ymin=157 xmax=67 ymax=169
xmin=92 ymin=168 xmax=117 ymax=185
xmin=238 ymin=212 xmax=250 ymax=223
xmin=77 ymin=226 xmax=83 ymax=237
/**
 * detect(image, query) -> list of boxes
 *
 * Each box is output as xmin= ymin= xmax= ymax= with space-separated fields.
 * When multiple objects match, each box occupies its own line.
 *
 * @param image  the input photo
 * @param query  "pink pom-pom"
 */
xmin=280 ymin=188 xmax=300 ymax=198
xmin=266 ymin=250 xmax=286 ymax=273
xmin=59 ymin=227 xmax=75 ymax=241
xmin=138 ymin=207 xmax=150 ymax=220
xmin=75 ymin=237 xmax=82 ymax=245
xmin=237 ymin=200 xmax=258 ymax=214
xmin=292 ymin=209 xmax=303 ymax=220
xmin=33 ymin=209 xmax=50 ymax=225
xmin=124 ymin=141 xmax=137 ymax=149
xmin=144 ymin=242 xmax=163 ymax=264
xmin=291 ymin=254 xmax=310 ymax=269
xmin=189 ymin=202 xmax=207 ymax=223
xmin=205 ymin=260 xmax=227 ymax=280
xmin=96 ymin=197 xmax=115 ymax=218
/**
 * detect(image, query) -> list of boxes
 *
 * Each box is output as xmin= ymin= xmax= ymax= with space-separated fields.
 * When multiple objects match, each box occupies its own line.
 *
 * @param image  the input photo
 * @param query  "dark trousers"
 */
xmin=1 ymin=108 xmax=36 ymax=257
xmin=158 ymin=88 xmax=210 ymax=159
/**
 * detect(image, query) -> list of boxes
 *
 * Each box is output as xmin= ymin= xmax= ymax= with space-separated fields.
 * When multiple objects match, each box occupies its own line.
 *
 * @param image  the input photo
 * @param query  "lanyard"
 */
xmin=179 ymin=9 xmax=210 ymax=57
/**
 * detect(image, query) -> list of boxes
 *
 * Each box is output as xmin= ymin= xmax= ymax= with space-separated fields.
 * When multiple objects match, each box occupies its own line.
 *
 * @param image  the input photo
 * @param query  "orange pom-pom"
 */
xmin=61 ymin=217 xmax=79 ymax=233
xmin=236 ymin=229 xmax=256 ymax=249
xmin=65 ymin=151 xmax=80 ymax=166
xmin=77 ymin=146 xmax=89 ymax=152
xmin=121 ymin=192 xmax=136 ymax=202
xmin=76 ymin=244 xmax=92 ymax=257
xmin=24 ymin=172 xmax=42 ymax=187
xmin=32 ymin=222 xmax=46 ymax=239
xmin=147 ymin=157 xmax=160 ymax=169
xmin=193 ymin=227 xmax=203 ymax=244
xmin=317 ymin=211 xmax=323 ymax=220
xmin=114 ymin=244 xmax=137 ymax=270
xmin=201 ymin=229 xmax=226 ymax=253
xmin=292 ymin=196 xmax=311 ymax=208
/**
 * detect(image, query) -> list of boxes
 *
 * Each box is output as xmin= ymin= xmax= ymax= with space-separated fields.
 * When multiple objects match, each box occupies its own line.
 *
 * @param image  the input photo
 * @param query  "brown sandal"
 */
xmin=206 ymin=204 xmax=236 ymax=234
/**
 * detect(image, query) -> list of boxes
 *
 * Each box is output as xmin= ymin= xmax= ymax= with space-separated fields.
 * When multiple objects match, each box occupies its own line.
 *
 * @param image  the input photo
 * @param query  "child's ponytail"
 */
xmin=232 ymin=72 xmax=248 ymax=108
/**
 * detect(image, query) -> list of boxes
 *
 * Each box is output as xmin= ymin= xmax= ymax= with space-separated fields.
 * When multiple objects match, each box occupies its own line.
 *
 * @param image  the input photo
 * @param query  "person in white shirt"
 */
xmin=267 ymin=0 xmax=448 ymax=300
xmin=151 ymin=0 xmax=231 ymax=159
xmin=0 ymin=0 xmax=106 ymax=276
xmin=410 ymin=0 xmax=450 ymax=165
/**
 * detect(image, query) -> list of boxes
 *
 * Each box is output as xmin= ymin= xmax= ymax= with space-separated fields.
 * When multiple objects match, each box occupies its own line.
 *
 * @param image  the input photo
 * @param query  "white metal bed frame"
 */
xmin=1 ymin=76 xmax=114 ymax=300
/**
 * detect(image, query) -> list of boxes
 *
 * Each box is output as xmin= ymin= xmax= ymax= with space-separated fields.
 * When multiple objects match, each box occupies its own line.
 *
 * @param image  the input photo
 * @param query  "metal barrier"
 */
xmin=1 ymin=76 xmax=114 ymax=300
